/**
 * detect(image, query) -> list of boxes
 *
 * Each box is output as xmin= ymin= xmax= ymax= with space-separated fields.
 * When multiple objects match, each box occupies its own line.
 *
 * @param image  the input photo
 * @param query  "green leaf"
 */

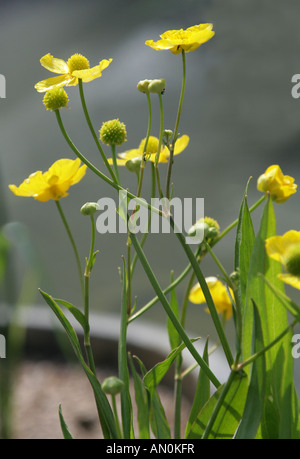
xmin=39 ymin=289 xmax=118 ymax=439
xmin=187 ymin=370 xmax=248 ymax=439
xmin=54 ymin=298 xmax=88 ymax=333
xmin=184 ymin=339 xmax=210 ymax=438
xmin=235 ymin=301 xmax=266 ymax=438
xmin=58 ymin=404 xmax=73 ymax=439
xmin=128 ymin=354 xmax=150 ymax=439
xmin=242 ymin=197 xmax=297 ymax=438
xmin=143 ymin=338 xmax=200 ymax=392
xmin=133 ymin=355 xmax=171 ymax=439
xmin=234 ymin=177 xmax=255 ymax=311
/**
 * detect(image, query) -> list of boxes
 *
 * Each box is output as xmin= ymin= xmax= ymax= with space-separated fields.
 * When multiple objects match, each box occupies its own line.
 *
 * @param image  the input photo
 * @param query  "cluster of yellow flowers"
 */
xmin=8 ymin=24 xmax=300 ymax=319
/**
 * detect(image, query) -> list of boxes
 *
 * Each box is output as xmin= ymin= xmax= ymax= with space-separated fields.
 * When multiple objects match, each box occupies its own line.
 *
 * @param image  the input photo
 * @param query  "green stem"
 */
xmin=78 ymin=79 xmax=117 ymax=183
xmin=154 ymin=92 xmax=164 ymax=198
xmin=111 ymin=144 xmax=121 ymax=186
xmin=129 ymin=230 xmax=221 ymax=389
xmin=111 ymin=394 xmax=122 ymax=439
xmin=166 ymin=50 xmax=186 ymax=199
xmin=55 ymin=201 xmax=84 ymax=301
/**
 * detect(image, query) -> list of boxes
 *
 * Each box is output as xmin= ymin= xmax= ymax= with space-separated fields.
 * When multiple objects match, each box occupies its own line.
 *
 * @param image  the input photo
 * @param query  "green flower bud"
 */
xmin=137 ymin=79 xmax=151 ymax=93
xmin=125 ymin=157 xmax=142 ymax=173
xmin=163 ymin=129 xmax=173 ymax=143
xmin=148 ymin=78 xmax=166 ymax=94
xmin=80 ymin=202 xmax=100 ymax=216
xmin=188 ymin=217 xmax=220 ymax=243
xmin=43 ymin=87 xmax=69 ymax=111
xmin=99 ymin=119 xmax=127 ymax=146
xmin=102 ymin=376 xmax=125 ymax=396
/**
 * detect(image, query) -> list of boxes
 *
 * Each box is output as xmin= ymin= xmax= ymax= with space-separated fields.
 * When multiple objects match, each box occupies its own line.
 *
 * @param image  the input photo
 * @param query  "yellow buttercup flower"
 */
xmin=35 ymin=53 xmax=113 ymax=92
xmin=189 ymin=276 xmax=233 ymax=320
xmin=108 ymin=135 xmax=189 ymax=166
xmin=145 ymin=24 xmax=215 ymax=54
xmin=9 ymin=158 xmax=87 ymax=202
xmin=265 ymin=230 xmax=300 ymax=289
xmin=257 ymin=165 xmax=297 ymax=203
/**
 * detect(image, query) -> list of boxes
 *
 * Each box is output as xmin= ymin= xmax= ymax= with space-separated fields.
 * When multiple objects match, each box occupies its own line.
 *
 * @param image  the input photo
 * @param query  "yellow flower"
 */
xmin=265 ymin=230 xmax=300 ymax=289
xmin=145 ymin=24 xmax=215 ymax=54
xmin=189 ymin=276 xmax=233 ymax=320
xmin=257 ymin=165 xmax=297 ymax=203
xmin=108 ymin=135 xmax=189 ymax=166
xmin=35 ymin=53 xmax=113 ymax=92
xmin=9 ymin=158 xmax=87 ymax=202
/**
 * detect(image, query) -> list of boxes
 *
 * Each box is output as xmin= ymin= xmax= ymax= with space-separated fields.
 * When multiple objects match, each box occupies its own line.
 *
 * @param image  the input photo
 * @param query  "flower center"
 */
xmin=67 ymin=54 xmax=90 ymax=74
xmin=139 ymin=136 xmax=159 ymax=155
xmin=285 ymin=245 xmax=300 ymax=276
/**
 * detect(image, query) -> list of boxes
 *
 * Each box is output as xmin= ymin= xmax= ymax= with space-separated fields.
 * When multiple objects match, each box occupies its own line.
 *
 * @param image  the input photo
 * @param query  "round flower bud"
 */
xmin=148 ymin=78 xmax=166 ymax=94
xmin=43 ymin=87 xmax=69 ymax=111
xmin=188 ymin=217 xmax=220 ymax=243
xmin=80 ymin=202 xmax=100 ymax=216
xmin=102 ymin=376 xmax=125 ymax=396
xmin=137 ymin=79 xmax=151 ymax=93
xmin=125 ymin=157 xmax=142 ymax=173
xmin=99 ymin=119 xmax=127 ymax=146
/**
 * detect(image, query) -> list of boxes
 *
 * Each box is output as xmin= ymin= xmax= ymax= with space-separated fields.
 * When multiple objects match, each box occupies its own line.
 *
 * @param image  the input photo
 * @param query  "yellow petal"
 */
xmin=40 ymin=53 xmax=69 ymax=74
xmin=189 ymin=276 xmax=233 ymax=320
xmin=9 ymin=171 xmax=47 ymax=197
xmin=72 ymin=58 xmax=112 ymax=82
xmin=107 ymin=158 xmax=128 ymax=166
xmin=35 ymin=74 xmax=73 ymax=93
xmin=174 ymin=135 xmax=189 ymax=155
xmin=278 ymin=273 xmax=300 ymax=290
xmin=265 ymin=231 xmax=300 ymax=265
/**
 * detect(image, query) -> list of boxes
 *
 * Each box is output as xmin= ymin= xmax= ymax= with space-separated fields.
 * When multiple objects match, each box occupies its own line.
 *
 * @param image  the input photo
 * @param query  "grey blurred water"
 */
xmin=1 ymin=0 xmax=300 ymax=347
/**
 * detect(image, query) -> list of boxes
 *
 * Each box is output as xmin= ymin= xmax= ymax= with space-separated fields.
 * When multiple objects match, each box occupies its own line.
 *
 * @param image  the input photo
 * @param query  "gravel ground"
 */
xmin=8 ymin=360 xmax=192 ymax=439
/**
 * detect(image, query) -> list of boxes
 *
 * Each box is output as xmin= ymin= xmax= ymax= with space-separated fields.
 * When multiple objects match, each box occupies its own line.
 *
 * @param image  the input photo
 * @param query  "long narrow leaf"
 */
xmin=133 ymin=355 xmax=171 ymax=439
xmin=235 ymin=301 xmax=266 ymax=438
xmin=143 ymin=338 xmax=200 ymax=392
xmin=184 ymin=338 xmax=210 ymax=438
xmin=58 ymin=404 xmax=74 ymax=439
xmin=128 ymin=354 xmax=150 ymax=439
xmin=39 ymin=289 xmax=118 ymax=439
xmin=187 ymin=370 xmax=248 ymax=439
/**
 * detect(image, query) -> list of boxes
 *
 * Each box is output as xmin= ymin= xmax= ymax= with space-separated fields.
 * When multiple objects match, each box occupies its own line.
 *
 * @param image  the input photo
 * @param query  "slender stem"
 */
xmin=55 ymin=201 xmax=84 ymax=301
xmin=111 ymin=394 xmax=122 ymax=439
xmin=129 ymin=230 xmax=221 ymax=388
xmin=166 ymin=50 xmax=186 ymax=199
xmin=111 ymin=144 xmax=121 ymax=186
xmin=78 ymin=79 xmax=117 ymax=183
xmin=154 ymin=93 xmax=164 ymax=198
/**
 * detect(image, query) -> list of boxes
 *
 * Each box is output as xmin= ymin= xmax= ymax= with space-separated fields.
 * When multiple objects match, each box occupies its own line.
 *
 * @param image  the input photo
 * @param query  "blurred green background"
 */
xmin=1 ymin=0 xmax=300 ymax=347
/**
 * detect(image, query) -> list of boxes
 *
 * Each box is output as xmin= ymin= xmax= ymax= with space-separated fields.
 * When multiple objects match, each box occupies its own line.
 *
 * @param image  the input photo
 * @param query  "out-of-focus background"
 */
xmin=1 ymin=0 xmax=300 ymax=347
